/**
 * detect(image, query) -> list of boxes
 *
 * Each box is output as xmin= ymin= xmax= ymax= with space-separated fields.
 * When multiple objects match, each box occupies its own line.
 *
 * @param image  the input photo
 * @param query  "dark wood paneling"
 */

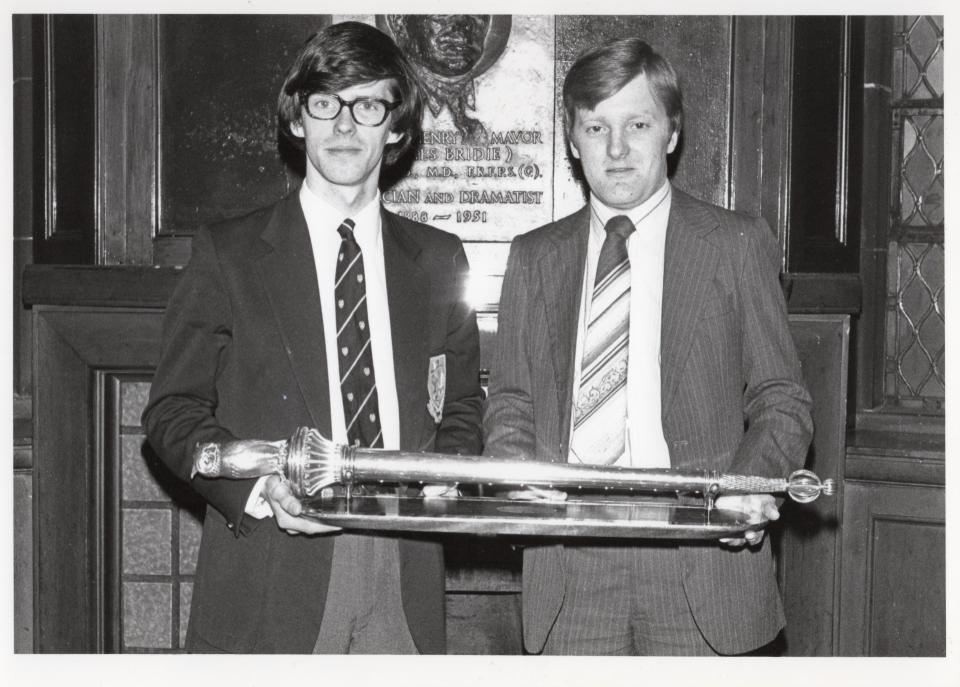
xmin=33 ymin=311 xmax=96 ymax=651
xmin=13 ymin=14 xmax=41 ymax=394
xmin=13 ymin=15 xmax=40 ymax=244
xmin=555 ymin=15 xmax=732 ymax=207
xmin=157 ymin=15 xmax=328 ymax=237
xmin=788 ymin=16 xmax=859 ymax=273
xmin=445 ymin=538 xmax=521 ymax=593
xmin=730 ymin=17 xmax=794 ymax=242
xmin=98 ymin=16 xmax=158 ymax=265
xmin=14 ymin=469 xmax=34 ymax=653
xmin=443 ymin=534 xmax=522 ymax=653
xmin=776 ymin=315 xmax=848 ymax=655
xmin=23 ymin=265 xmax=182 ymax=309
xmin=32 ymin=307 xmax=164 ymax=652
xmin=729 ymin=16 xmax=765 ymax=217
xmin=866 ymin=516 xmax=944 ymax=656
xmin=856 ymin=17 xmax=895 ymax=412
xmin=152 ymin=235 xmax=193 ymax=268
xmin=446 ymin=594 xmax=522 ymax=654
xmin=838 ymin=480 xmax=945 ymax=656
xmin=845 ymin=429 xmax=944 ymax=485
xmin=37 ymin=15 xmax=96 ymax=264
xmin=783 ymin=273 xmax=861 ymax=314
xmin=757 ymin=17 xmax=796 ymax=245
xmin=14 ymin=239 xmax=34 ymax=396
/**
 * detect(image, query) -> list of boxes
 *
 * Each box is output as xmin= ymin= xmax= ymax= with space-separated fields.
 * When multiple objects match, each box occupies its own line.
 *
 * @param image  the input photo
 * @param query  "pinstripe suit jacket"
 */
xmin=484 ymin=187 xmax=813 ymax=655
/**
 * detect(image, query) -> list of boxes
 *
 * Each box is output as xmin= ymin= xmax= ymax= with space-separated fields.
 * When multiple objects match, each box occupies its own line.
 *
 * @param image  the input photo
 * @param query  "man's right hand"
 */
xmin=263 ymin=474 xmax=341 ymax=535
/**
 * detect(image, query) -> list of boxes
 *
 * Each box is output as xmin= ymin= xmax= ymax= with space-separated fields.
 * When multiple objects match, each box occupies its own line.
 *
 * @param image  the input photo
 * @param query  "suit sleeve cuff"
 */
xmin=243 ymin=475 xmax=274 ymax=519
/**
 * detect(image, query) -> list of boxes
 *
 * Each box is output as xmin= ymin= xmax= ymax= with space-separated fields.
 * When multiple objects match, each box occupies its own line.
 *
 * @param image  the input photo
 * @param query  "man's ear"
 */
xmin=667 ymin=129 xmax=679 ymax=155
xmin=568 ymin=137 xmax=581 ymax=161
xmin=290 ymin=119 xmax=305 ymax=139
xmin=387 ymin=130 xmax=403 ymax=146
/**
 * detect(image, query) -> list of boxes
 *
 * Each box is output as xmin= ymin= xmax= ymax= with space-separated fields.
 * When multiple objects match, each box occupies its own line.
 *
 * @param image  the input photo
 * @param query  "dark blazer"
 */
xmin=144 ymin=190 xmax=483 ymax=653
xmin=484 ymin=187 xmax=813 ymax=655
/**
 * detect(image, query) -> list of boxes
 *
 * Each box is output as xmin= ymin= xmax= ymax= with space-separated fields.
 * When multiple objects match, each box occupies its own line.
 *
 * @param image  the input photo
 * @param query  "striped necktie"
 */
xmin=334 ymin=218 xmax=383 ymax=449
xmin=570 ymin=214 xmax=635 ymax=465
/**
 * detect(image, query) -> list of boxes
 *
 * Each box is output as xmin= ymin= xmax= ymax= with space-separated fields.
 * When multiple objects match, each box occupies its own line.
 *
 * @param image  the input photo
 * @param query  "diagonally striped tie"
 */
xmin=570 ymin=215 xmax=635 ymax=465
xmin=335 ymin=218 xmax=383 ymax=449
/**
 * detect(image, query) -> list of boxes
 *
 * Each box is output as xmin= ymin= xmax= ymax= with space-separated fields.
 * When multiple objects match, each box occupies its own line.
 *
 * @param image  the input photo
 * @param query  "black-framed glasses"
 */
xmin=301 ymin=92 xmax=401 ymax=127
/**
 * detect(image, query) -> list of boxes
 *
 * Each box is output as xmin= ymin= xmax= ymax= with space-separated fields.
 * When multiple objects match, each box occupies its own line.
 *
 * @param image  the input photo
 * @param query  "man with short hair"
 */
xmin=144 ymin=21 xmax=483 ymax=654
xmin=484 ymin=37 xmax=813 ymax=655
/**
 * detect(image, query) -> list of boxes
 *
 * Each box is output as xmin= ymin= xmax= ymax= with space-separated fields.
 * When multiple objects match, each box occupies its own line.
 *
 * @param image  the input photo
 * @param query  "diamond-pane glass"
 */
xmin=885 ymin=241 xmax=944 ymax=409
xmin=894 ymin=16 xmax=943 ymax=100
xmin=900 ymin=113 xmax=943 ymax=226
xmin=884 ymin=16 xmax=944 ymax=414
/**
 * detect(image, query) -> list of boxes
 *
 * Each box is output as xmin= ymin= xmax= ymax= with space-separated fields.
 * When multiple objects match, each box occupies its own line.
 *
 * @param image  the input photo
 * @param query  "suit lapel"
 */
xmin=538 ymin=207 xmax=589 ymax=450
xmin=660 ymin=189 xmax=721 ymax=420
xmin=381 ymin=210 xmax=430 ymax=449
xmin=254 ymin=191 xmax=331 ymax=435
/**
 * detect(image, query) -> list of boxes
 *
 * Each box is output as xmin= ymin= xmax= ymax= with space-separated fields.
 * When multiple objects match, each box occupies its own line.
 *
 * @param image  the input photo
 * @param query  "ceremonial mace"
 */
xmin=192 ymin=426 xmax=835 ymax=509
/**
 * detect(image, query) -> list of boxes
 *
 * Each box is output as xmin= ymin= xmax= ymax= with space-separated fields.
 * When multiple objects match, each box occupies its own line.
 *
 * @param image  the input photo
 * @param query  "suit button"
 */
xmin=227 ymin=522 xmax=235 ymax=530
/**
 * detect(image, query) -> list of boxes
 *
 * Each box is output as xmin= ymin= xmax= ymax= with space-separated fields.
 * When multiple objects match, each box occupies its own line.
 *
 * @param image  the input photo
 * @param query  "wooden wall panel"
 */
xmin=554 ymin=15 xmax=732 ymax=208
xmin=855 ymin=17 xmax=895 ymax=411
xmin=776 ymin=315 xmax=849 ymax=655
xmin=32 ymin=307 xmax=165 ymax=651
xmin=157 ymin=15 xmax=328 ymax=241
xmin=838 ymin=480 xmax=945 ymax=656
xmin=98 ymin=16 xmax=158 ymax=265
xmin=731 ymin=16 xmax=794 ymax=245
xmin=36 ymin=15 xmax=97 ymax=264
xmin=868 ymin=517 xmax=945 ymax=656
xmin=13 ymin=14 xmax=42 ymax=394
xmin=14 ymin=467 xmax=34 ymax=652
xmin=787 ymin=16 xmax=862 ymax=274
xmin=446 ymin=595 xmax=522 ymax=654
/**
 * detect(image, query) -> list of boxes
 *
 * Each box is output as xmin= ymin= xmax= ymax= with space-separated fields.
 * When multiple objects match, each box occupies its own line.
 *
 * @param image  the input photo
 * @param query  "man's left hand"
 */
xmin=716 ymin=494 xmax=779 ymax=548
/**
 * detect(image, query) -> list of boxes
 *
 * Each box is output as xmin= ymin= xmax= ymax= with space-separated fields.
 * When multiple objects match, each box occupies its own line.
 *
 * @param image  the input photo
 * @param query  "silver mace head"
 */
xmin=190 ymin=427 xmax=350 ymax=498
xmin=285 ymin=427 xmax=352 ymax=497
xmin=784 ymin=469 xmax=836 ymax=503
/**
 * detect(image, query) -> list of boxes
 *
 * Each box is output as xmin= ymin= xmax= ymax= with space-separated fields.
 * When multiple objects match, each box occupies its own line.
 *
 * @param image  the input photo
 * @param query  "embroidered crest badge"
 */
xmin=427 ymin=354 xmax=446 ymax=424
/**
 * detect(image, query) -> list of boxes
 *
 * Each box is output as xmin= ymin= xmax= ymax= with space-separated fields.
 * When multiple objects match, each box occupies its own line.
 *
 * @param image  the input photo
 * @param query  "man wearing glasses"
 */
xmin=144 ymin=21 xmax=483 ymax=654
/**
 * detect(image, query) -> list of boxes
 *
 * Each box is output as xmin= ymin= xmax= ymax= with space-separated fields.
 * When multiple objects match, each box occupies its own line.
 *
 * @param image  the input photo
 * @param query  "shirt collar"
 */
xmin=589 ymin=180 xmax=671 ymax=237
xmin=299 ymin=183 xmax=382 ymax=244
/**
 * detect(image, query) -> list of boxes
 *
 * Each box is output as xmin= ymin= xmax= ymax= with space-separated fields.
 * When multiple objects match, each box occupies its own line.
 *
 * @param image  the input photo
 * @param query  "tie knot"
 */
xmin=337 ymin=218 xmax=356 ymax=240
xmin=604 ymin=215 xmax=635 ymax=240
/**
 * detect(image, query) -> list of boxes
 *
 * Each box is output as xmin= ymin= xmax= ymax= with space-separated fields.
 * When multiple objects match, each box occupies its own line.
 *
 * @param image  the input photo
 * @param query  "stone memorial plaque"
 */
xmin=377 ymin=15 xmax=556 ymax=244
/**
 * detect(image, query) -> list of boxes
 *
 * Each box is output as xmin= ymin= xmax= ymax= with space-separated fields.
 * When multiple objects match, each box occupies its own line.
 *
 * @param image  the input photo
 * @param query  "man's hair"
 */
xmin=277 ymin=21 xmax=424 ymax=168
xmin=562 ymin=37 xmax=683 ymax=136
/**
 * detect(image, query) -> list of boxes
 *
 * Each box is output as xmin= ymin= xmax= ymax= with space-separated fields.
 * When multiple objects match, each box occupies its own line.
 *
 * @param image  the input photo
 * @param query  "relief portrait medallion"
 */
xmin=378 ymin=14 xmax=512 ymax=143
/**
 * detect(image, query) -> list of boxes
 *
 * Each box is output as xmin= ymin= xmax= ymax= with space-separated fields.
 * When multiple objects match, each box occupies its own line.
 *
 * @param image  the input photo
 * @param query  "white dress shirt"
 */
xmin=569 ymin=181 xmax=672 ymax=468
xmin=246 ymin=186 xmax=400 ymax=516
xmin=299 ymin=185 xmax=401 ymax=450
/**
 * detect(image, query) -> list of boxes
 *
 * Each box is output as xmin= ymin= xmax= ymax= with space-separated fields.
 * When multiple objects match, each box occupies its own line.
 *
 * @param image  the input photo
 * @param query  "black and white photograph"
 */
xmin=5 ymin=3 xmax=952 ymax=684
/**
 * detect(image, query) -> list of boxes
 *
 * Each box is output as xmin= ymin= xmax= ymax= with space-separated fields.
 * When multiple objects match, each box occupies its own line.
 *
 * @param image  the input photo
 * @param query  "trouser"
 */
xmin=312 ymin=533 xmax=418 ymax=654
xmin=542 ymin=542 xmax=718 ymax=656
